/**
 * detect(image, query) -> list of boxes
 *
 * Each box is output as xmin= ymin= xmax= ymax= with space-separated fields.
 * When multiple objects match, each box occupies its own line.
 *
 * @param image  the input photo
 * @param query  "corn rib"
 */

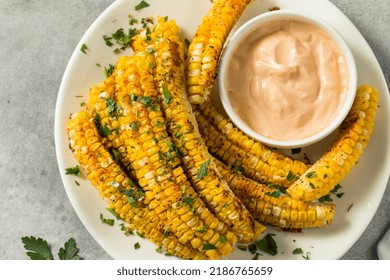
xmin=148 ymin=19 xmax=265 ymax=243
xmin=186 ymin=0 xmax=253 ymax=104
xmin=287 ymin=85 xmax=379 ymax=201
xmin=107 ymin=50 xmax=237 ymax=259
xmin=215 ymin=159 xmax=335 ymax=229
xmin=67 ymin=109 xmax=208 ymax=259
xmin=194 ymin=102 xmax=309 ymax=187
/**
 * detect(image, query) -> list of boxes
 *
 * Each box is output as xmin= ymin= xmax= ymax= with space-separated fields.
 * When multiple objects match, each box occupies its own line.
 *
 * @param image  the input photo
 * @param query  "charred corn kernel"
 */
xmin=186 ymin=0 xmax=253 ymax=104
xmin=107 ymin=48 xmax=236 ymax=259
xmin=193 ymin=102 xmax=308 ymax=187
xmin=151 ymin=20 xmax=263 ymax=243
xmin=287 ymin=85 xmax=379 ymax=201
xmin=67 ymin=109 xmax=207 ymax=260
xmin=214 ymin=159 xmax=336 ymax=229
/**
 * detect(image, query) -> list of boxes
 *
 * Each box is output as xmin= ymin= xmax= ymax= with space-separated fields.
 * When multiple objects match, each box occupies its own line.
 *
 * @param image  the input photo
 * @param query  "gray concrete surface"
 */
xmin=0 ymin=0 xmax=388 ymax=260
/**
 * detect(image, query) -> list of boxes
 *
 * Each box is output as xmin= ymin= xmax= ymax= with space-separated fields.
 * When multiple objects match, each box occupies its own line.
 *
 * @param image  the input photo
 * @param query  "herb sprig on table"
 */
xmin=21 ymin=236 xmax=81 ymax=260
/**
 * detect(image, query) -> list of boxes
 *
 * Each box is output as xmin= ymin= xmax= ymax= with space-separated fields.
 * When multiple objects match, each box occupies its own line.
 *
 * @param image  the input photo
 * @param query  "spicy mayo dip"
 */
xmin=224 ymin=20 xmax=349 ymax=141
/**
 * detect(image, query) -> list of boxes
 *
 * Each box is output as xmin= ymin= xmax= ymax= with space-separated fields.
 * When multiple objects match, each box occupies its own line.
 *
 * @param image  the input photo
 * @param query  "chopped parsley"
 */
xmin=65 ymin=165 xmax=81 ymax=177
xmin=306 ymin=172 xmax=317 ymax=179
xmin=256 ymin=233 xmax=277 ymax=256
xmin=103 ymin=35 xmax=114 ymax=47
xmin=292 ymin=248 xmax=303 ymax=255
xmin=129 ymin=16 xmax=138 ymax=25
xmin=265 ymin=190 xmax=282 ymax=198
xmin=162 ymin=84 xmax=172 ymax=105
xmin=234 ymin=165 xmax=246 ymax=175
xmin=318 ymin=194 xmax=333 ymax=202
xmin=109 ymin=148 xmax=121 ymax=163
xmin=80 ymin=43 xmax=88 ymax=54
xmin=252 ymin=252 xmax=261 ymax=260
xmin=135 ymin=0 xmax=150 ymax=11
xmin=129 ymin=121 xmax=139 ymax=131
xmin=293 ymin=248 xmax=311 ymax=260
xmin=100 ymin=213 xmax=115 ymax=226
xmin=106 ymin=97 xmax=116 ymax=117
xmin=197 ymin=227 xmax=207 ymax=233
xmin=197 ymin=159 xmax=211 ymax=180
xmin=163 ymin=226 xmax=170 ymax=237
xmin=106 ymin=207 xmax=120 ymax=219
xmin=139 ymin=96 xmax=154 ymax=107
xmin=122 ymin=189 xmax=140 ymax=208
xmin=202 ymin=243 xmax=217 ymax=250
xmin=286 ymin=171 xmax=295 ymax=181
xmin=134 ymin=242 xmax=141 ymax=249
xmin=99 ymin=124 xmax=112 ymax=136
xmin=104 ymin=64 xmax=115 ymax=78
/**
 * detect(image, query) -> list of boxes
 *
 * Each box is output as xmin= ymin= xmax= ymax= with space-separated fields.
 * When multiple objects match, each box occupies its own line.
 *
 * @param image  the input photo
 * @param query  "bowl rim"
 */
xmin=218 ymin=10 xmax=358 ymax=149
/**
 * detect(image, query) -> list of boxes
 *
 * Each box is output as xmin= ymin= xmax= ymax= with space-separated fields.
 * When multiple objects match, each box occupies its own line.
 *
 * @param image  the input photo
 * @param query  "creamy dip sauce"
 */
xmin=225 ymin=20 xmax=349 ymax=140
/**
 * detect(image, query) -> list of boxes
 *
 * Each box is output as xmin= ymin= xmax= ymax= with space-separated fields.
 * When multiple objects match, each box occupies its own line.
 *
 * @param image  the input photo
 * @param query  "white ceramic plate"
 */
xmin=55 ymin=0 xmax=390 ymax=260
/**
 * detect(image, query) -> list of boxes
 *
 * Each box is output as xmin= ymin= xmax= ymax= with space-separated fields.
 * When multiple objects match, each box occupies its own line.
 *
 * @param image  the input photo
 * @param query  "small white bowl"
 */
xmin=218 ymin=10 xmax=357 ymax=149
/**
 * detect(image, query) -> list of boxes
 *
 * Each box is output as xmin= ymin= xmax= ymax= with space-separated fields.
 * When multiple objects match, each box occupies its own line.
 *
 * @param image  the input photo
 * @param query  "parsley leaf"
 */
xmin=65 ymin=165 xmax=81 ymax=177
xmin=104 ymin=64 xmax=115 ymax=78
xmin=265 ymin=190 xmax=282 ymax=198
xmin=106 ymin=97 xmax=116 ymax=117
xmin=292 ymin=248 xmax=303 ymax=255
xmin=203 ymin=243 xmax=217 ymax=250
xmin=100 ymin=213 xmax=115 ymax=226
xmin=197 ymin=227 xmax=207 ymax=233
xmin=135 ymin=0 xmax=150 ymax=11
xmin=99 ymin=125 xmax=112 ymax=136
xmin=306 ymin=172 xmax=317 ymax=179
xmin=286 ymin=171 xmax=295 ymax=181
xmin=80 ymin=43 xmax=88 ymax=54
xmin=197 ymin=159 xmax=210 ymax=180
xmin=162 ymin=84 xmax=172 ymax=105
xmin=256 ymin=233 xmax=277 ymax=256
xmin=318 ymin=194 xmax=333 ymax=202
xmin=21 ymin=236 xmax=54 ymax=260
xmin=58 ymin=238 xmax=80 ymax=260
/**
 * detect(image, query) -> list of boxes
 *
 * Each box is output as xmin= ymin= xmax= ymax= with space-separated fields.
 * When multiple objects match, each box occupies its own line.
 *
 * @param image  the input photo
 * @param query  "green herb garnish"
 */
xmin=162 ymin=84 xmax=172 ymax=105
xmin=135 ymin=0 xmax=150 ymax=11
xmin=197 ymin=159 xmax=210 ymax=180
xmin=203 ymin=243 xmax=217 ymax=250
xmin=104 ymin=64 xmax=115 ymax=78
xmin=292 ymin=248 xmax=303 ymax=255
xmin=100 ymin=213 xmax=115 ymax=226
xmin=265 ymin=190 xmax=282 ymax=198
xmin=286 ymin=171 xmax=295 ymax=181
xmin=306 ymin=172 xmax=317 ymax=179
xmin=80 ymin=43 xmax=88 ymax=54
xmin=65 ymin=165 xmax=81 ymax=177
xmin=256 ymin=234 xmax=277 ymax=256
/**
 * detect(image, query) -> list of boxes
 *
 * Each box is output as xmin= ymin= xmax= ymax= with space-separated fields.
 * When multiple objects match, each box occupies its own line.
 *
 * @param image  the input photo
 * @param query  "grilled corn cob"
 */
xmin=186 ymin=0 xmax=253 ymax=104
xmin=110 ymin=50 xmax=237 ymax=259
xmin=67 ymin=109 xmax=208 ymax=260
xmin=287 ymin=85 xmax=379 ymax=201
xmin=214 ymin=159 xmax=336 ymax=229
xmin=194 ymin=102 xmax=309 ymax=187
xmin=150 ymin=20 xmax=265 ymax=243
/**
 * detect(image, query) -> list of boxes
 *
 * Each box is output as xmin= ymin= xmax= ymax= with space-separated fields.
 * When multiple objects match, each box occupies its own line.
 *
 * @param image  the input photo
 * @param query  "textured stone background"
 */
xmin=0 ymin=0 xmax=388 ymax=260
